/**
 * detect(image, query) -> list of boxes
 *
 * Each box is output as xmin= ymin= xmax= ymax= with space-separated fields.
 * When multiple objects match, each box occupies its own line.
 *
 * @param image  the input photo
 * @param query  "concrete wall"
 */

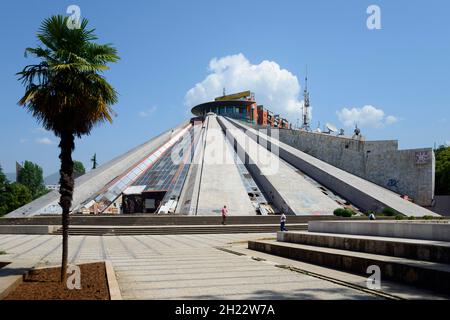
xmin=0 ymin=225 xmax=59 ymax=235
xmin=430 ymin=195 xmax=450 ymax=216
xmin=249 ymin=126 xmax=434 ymax=206
xmin=309 ymin=220 xmax=450 ymax=242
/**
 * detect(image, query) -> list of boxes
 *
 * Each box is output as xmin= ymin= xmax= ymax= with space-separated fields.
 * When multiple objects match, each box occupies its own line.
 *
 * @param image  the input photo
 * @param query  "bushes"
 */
xmin=382 ymin=207 xmax=400 ymax=216
xmin=334 ymin=208 xmax=355 ymax=217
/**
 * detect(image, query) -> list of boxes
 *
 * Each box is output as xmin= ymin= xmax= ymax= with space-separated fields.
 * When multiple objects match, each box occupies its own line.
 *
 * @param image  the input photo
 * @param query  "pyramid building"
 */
xmin=7 ymin=91 xmax=438 ymax=218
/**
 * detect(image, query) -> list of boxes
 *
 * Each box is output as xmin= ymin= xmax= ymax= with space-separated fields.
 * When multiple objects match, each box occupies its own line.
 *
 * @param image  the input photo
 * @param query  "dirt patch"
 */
xmin=3 ymin=262 xmax=110 ymax=300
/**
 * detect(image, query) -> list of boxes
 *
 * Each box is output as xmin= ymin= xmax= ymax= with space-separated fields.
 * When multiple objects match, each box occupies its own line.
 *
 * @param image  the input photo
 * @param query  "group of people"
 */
xmin=221 ymin=205 xmax=288 ymax=231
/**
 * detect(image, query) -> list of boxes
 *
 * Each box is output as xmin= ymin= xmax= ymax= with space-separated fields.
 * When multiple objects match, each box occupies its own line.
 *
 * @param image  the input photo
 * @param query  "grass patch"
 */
xmin=0 ymin=250 xmax=6 ymax=255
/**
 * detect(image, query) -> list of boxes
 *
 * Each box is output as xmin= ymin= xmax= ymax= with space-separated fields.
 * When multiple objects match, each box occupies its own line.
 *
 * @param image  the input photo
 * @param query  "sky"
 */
xmin=0 ymin=0 xmax=449 ymax=177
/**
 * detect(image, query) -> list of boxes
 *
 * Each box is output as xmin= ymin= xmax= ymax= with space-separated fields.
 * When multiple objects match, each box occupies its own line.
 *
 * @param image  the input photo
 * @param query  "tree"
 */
xmin=0 ymin=165 xmax=7 ymax=192
xmin=0 ymin=183 xmax=33 ymax=216
xmin=17 ymin=15 xmax=119 ymax=281
xmin=73 ymin=161 xmax=86 ymax=179
xmin=435 ymin=145 xmax=450 ymax=195
xmin=16 ymin=160 xmax=48 ymax=199
xmin=1 ymin=164 xmax=34 ymax=216
xmin=91 ymin=153 xmax=98 ymax=169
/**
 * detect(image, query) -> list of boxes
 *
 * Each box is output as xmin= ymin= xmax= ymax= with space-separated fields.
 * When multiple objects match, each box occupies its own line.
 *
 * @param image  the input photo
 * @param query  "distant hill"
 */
xmin=44 ymin=172 xmax=60 ymax=185
xmin=6 ymin=171 xmax=82 ymax=185
xmin=5 ymin=172 xmax=16 ymax=182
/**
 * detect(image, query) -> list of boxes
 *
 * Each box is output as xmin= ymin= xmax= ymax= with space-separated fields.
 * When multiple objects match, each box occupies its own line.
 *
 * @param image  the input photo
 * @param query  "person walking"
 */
xmin=221 ymin=205 xmax=228 ymax=225
xmin=280 ymin=212 xmax=287 ymax=231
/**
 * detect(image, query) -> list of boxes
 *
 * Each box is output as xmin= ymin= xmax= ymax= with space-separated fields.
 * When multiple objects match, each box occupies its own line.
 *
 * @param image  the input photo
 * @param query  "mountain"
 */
xmin=44 ymin=172 xmax=60 ymax=185
xmin=5 ymin=172 xmax=16 ymax=182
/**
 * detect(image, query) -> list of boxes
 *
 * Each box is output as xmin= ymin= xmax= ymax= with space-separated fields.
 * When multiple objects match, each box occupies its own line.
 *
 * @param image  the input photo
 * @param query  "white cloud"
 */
xmin=184 ymin=53 xmax=304 ymax=118
xmin=19 ymin=138 xmax=28 ymax=143
xmin=139 ymin=106 xmax=157 ymax=118
xmin=35 ymin=137 xmax=54 ymax=145
xmin=385 ymin=115 xmax=398 ymax=125
xmin=336 ymin=105 xmax=398 ymax=128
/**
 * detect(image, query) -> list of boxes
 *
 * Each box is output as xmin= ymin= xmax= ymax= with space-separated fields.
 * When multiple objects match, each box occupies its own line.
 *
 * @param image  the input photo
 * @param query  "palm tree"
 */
xmin=17 ymin=15 xmax=119 ymax=281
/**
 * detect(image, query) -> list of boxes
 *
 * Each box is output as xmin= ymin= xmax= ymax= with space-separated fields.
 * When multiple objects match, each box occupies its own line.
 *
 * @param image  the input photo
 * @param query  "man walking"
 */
xmin=221 ymin=205 xmax=228 ymax=225
xmin=280 ymin=212 xmax=287 ymax=231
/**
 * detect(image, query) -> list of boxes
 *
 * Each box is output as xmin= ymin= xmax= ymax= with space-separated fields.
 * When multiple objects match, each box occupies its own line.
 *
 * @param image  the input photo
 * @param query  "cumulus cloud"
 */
xmin=336 ymin=105 xmax=398 ymax=128
xmin=35 ymin=137 xmax=54 ymax=145
xmin=184 ymin=53 xmax=304 ymax=117
xmin=139 ymin=106 xmax=157 ymax=118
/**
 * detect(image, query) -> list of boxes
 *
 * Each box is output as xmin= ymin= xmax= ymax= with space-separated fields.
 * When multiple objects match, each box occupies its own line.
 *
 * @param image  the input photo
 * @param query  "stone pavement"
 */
xmin=0 ymin=233 xmax=379 ymax=299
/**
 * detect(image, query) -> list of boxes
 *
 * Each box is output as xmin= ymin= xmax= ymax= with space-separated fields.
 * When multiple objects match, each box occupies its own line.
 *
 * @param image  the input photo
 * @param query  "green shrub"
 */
xmin=408 ymin=216 xmax=416 ymax=220
xmin=395 ymin=215 xmax=405 ymax=220
xmin=334 ymin=208 xmax=354 ymax=217
xmin=382 ymin=207 xmax=400 ymax=216
xmin=423 ymin=215 xmax=435 ymax=220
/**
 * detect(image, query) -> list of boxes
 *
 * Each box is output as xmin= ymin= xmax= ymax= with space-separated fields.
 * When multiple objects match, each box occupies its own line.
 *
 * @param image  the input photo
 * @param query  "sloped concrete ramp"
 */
xmin=196 ymin=115 xmax=255 ymax=215
xmin=218 ymin=117 xmax=337 ymax=215
xmin=228 ymin=118 xmax=439 ymax=217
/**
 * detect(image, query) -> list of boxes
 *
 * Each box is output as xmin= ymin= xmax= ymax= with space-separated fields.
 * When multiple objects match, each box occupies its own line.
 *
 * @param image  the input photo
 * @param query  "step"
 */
xmin=51 ymin=224 xmax=307 ymax=235
xmin=248 ymin=240 xmax=450 ymax=294
xmin=277 ymin=231 xmax=450 ymax=264
xmin=1 ymin=215 xmax=372 ymax=226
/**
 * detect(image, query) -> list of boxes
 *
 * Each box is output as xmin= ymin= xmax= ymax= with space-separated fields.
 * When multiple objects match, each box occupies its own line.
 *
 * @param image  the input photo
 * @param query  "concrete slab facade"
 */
xmin=196 ymin=115 xmax=255 ymax=215
xmin=250 ymin=125 xmax=434 ymax=206
xmin=229 ymin=118 xmax=439 ymax=217
xmin=7 ymin=121 xmax=189 ymax=217
xmin=219 ymin=117 xmax=337 ymax=215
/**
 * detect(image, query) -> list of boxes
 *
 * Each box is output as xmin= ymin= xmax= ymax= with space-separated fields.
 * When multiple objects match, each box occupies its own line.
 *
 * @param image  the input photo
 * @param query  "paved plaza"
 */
xmin=0 ymin=233 xmax=381 ymax=300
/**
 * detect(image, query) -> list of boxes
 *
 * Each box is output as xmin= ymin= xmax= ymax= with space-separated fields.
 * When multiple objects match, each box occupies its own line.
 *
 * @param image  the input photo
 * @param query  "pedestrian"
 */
xmin=280 ymin=212 xmax=287 ymax=231
xmin=221 ymin=205 xmax=228 ymax=225
xmin=369 ymin=213 xmax=376 ymax=220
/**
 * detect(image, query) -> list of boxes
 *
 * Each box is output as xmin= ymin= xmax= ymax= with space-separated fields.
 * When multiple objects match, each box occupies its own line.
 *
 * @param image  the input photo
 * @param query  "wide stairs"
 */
xmin=51 ymin=223 xmax=308 ymax=236
xmin=248 ymin=230 xmax=450 ymax=295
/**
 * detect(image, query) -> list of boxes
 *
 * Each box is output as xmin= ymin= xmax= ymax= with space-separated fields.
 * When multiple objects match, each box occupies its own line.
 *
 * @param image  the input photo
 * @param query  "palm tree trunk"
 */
xmin=58 ymin=131 xmax=75 ymax=282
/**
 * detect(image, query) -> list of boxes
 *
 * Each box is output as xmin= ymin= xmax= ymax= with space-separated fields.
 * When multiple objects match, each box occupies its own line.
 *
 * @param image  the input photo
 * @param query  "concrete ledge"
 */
xmin=0 ymin=225 xmax=60 ymax=235
xmin=249 ymin=240 xmax=450 ymax=294
xmin=105 ymin=261 xmax=122 ymax=300
xmin=309 ymin=221 xmax=450 ymax=242
xmin=0 ymin=261 xmax=36 ymax=300
xmin=277 ymin=231 xmax=450 ymax=263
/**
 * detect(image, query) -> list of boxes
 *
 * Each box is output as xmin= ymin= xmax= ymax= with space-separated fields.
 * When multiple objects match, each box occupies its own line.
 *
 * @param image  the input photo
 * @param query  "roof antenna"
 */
xmin=301 ymin=65 xmax=311 ymax=131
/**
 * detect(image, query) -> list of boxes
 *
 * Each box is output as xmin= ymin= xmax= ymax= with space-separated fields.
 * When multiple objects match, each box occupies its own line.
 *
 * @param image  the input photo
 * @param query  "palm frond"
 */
xmin=17 ymin=15 xmax=120 ymax=137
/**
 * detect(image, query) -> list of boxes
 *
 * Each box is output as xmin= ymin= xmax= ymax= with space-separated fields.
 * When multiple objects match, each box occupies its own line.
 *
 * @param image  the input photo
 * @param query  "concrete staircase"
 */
xmin=248 ymin=231 xmax=450 ymax=294
xmin=0 ymin=215 xmax=373 ymax=226
xmin=51 ymin=223 xmax=308 ymax=236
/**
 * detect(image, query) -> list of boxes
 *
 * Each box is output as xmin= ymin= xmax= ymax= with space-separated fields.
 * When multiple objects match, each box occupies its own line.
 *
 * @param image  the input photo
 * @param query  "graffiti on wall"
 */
xmin=415 ymin=151 xmax=431 ymax=165
xmin=387 ymin=178 xmax=400 ymax=192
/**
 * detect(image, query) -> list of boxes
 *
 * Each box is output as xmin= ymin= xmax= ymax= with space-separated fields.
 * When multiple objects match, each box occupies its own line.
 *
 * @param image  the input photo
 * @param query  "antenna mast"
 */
xmin=301 ymin=66 xmax=311 ymax=131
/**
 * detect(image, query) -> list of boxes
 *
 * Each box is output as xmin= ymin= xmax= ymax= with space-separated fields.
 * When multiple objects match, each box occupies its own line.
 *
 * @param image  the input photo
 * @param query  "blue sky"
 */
xmin=0 ymin=0 xmax=449 ymax=176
